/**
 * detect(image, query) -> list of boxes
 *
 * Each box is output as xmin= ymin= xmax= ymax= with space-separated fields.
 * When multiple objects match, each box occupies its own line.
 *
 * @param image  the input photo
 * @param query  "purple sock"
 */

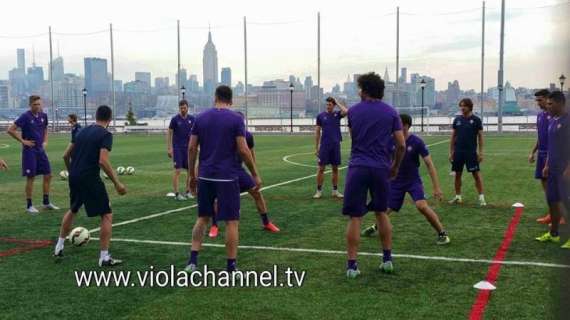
xmin=260 ymin=213 xmax=269 ymax=226
xmin=43 ymin=194 xmax=50 ymax=205
xmin=26 ymin=198 xmax=32 ymax=208
xmin=188 ymin=250 xmax=199 ymax=265
xmin=383 ymin=250 xmax=392 ymax=263
xmin=347 ymin=259 xmax=357 ymax=270
xmin=227 ymin=258 xmax=237 ymax=272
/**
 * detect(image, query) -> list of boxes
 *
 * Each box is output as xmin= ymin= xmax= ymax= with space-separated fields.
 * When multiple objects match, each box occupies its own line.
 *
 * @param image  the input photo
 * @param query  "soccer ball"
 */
xmin=117 ymin=166 xmax=126 ymax=175
xmin=126 ymin=166 xmax=135 ymax=175
xmin=59 ymin=170 xmax=69 ymax=180
xmin=69 ymin=227 xmax=90 ymax=246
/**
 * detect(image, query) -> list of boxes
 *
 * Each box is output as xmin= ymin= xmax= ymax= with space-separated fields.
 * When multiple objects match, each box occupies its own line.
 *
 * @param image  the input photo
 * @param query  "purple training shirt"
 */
xmin=191 ymin=108 xmax=246 ymax=180
xmin=537 ymin=110 xmax=551 ymax=153
xmin=547 ymin=113 xmax=570 ymax=173
xmin=347 ymin=100 xmax=402 ymax=169
xmin=169 ymin=113 xmax=195 ymax=149
xmin=316 ymin=110 xmax=344 ymax=146
xmin=14 ymin=110 xmax=48 ymax=150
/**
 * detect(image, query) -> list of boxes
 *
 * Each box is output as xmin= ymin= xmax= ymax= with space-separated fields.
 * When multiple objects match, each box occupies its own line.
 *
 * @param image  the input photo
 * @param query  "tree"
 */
xmin=126 ymin=105 xmax=137 ymax=126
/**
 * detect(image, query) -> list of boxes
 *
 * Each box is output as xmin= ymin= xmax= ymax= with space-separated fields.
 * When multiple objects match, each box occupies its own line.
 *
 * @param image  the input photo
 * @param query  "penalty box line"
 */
xmin=89 ymin=139 xmax=449 ymax=234
xmin=91 ymin=237 xmax=570 ymax=269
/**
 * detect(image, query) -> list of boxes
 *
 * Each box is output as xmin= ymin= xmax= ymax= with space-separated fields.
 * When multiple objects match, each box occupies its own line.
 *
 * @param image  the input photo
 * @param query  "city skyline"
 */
xmin=0 ymin=0 xmax=568 ymax=92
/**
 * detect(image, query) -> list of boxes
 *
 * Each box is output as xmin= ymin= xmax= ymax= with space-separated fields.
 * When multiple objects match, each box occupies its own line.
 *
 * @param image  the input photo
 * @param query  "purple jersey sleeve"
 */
xmin=392 ymin=112 xmax=403 ymax=132
xmin=452 ymin=117 xmax=458 ymax=130
xmin=316 ymin=114 xmax=322 ymax=127
xmin=101 ymin=132 xmax=113 ymax=151
xmin=168 ymin=117 xmax=176 ymax=130
xmin=14 ymin=113 xmax=27 ymax=128
xmin=191 ymin=118 xmax=199 ymax=136
xmin=418 ymin=139 xmax=429 ymax=158
xmin=44 ymin=113 xmax=48 ymax=127
xmin=475 ymin=117 xmax=483 ymax=131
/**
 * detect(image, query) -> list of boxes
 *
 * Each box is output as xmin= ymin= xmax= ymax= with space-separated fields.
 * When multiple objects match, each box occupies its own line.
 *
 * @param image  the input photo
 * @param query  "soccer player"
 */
xmin=535 ymin=91 xmax=570 ymax=249
xmin=448 ymin=98 xmax=486 ymax=206
xmin=343 ymin=72 xmax=406 ymax=278
xmin=313 ymin=97 xmax=348 ymax=199
xmin=185 ymin=86 xmax=261 ymax=273
xmin=54 ymin=105 xmax=127 ymax=266
xmin=7 ymin=95 xmax=59 ymax=214
xmin=0 ymin=159 xmax=7 ymax=170
xmin=208 ymin=112 xmax=280 ymax=238
xmin=361 ymin=114 xmax=450 ymax=245
xmin=167 ymin=100 xmax=195 ymax=201
xmin=529 ymin=90 xmax=566 ymax=224
xmin=63 ymin=114 xmax=82 ymax=162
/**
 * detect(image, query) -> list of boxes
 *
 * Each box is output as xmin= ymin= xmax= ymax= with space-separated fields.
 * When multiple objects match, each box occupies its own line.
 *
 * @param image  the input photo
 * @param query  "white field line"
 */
xmin=93 ymin=237 xmax=570 ymax=269
xmin=0 ymin=143 xmax=10 ymax=149
xmin=282 ymin=139 xmax=450 ymax=168
xmin=90 ymin=139 xmax=449 ymax=234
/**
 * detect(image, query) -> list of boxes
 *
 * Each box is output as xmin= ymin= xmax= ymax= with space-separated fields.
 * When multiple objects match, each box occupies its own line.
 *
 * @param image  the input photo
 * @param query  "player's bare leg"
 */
xmin=313 ymin=165 xmax=326 ymax=198
xmin=415 ymin=200 xmax=450 ymax=245
xmin=173 ymin=169 xmax=186 ymax=200
xmin=225 ymin=220 xmax=239 ymax=271
xmin=331 ymin=166 xmax=343 ymax=198
xmin=472 ymin=171 xmax=486 ymax=206
xmin=98 ymin=213 xmax=121 ymax=266
xmin=345 ymin=217 xmax=362 ymax=278
xmin=41 ymin=174 xmax=58 ymax=210
xmin=248 ymin=188 xmax=280 ymax=232
xmin=25 ymin=176 xmax=39 ymax=214
xmin=537 ymin=179 xmax=553 ymax=223
xmin=449 ymin=171 xmax=463 ymax=204
xmin=53 ymin=210 xmax=75 ymax=257
xmin=375 ymin=212 xmax=394 ymax=273
xmin=187 ymin=216 xmax=210 ymax=271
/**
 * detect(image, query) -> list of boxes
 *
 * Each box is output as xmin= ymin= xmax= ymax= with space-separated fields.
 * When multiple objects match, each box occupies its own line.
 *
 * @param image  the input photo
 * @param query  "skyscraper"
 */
xmin=0 ymin=80 xmax=9 ymax=108
xmin=51 ymin=57 xmax=64 ymax=81
xmin=17 ymin=49 xmax=25 ymax=71
xmin=202 ymin=30 xmax=218 ymax=96
xmin=26 ymin=65 xmax=44 ymax=93
xmin=400 ymin=68 xmax=407 ymax=84
xmin=221 ymin=67 xmax=232 ymax=87
xmin=304 ymin=76 xmax=313 ymax=99
xmin=84 ymin=57 xmax=109 ymax=94
xmin=177 ymin=68 xmax=187 ymax=89
xmin=135 ymin=72 xmax=151 ymax=92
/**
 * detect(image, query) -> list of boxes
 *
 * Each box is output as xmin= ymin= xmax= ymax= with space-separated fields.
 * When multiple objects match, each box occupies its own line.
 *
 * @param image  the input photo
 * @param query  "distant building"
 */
xmin=17 ymin=48 xmax=25 ymax=71
xmin=84 ymin=58 xmax=109 ymax=94
xmin=203 ymin=30 xmax=218 ymax=96
xmin=447 ymin=80 xmax=461 ymax=107
xmin=135 ymin=72 xmax=151 ymax=92
xmin=0 ymin=80 xmax=10 ymax=108
xmin=304 ymin=76 xmax=313 ymax=99
xmin=51 ymin=57 xmax=64 ymax=81
xmin=221 ymin=67 xmax=232 ymax=87
xmin=234 ymin=81 xmax=245 ymax=96
xmin=154 ymin=77 xmax=169 ymax=95
xmin=176 ymin=68 xmax=188 ymax=89
xmin=187 ymin=74 xmax=199 ymax=93
xmin=27 ymin=65 xmax=44 ymax=93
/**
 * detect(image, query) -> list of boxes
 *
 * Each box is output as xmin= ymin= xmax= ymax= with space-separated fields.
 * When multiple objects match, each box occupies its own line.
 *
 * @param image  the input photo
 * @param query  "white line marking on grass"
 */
xmin=90 ymin=139 xmax=449 ymax=234
xmin=0 ymin=143 xmax=9 ymax=149
xmin=94 ymin=237 xmax=570 ymax=269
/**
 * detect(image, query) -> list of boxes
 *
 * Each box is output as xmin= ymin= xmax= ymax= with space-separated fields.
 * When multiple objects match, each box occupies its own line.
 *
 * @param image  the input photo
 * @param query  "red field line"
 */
xmin=468 ymin=206 xmax=525 ymax=320
xmin=0 ymin=238 xmax=52 ymax=258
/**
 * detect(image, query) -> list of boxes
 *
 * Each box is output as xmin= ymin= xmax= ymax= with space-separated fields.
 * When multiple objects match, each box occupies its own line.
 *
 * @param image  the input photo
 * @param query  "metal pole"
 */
xmin=177 ymin=20 xmax=181 ymax=101
xmin=421 ymin=87 xmax=425 ymax=133
xmin=244 ymin=16 xmax=248 ymax=126
xmin=317 ymin=12 xmax=321 ymax=114
xmin=110 ymin=23 xmax=116 ymax=128
xmin=290 ymin=90 xmax=293 ymax=133
xmin=480 ymin=1 xmax=485 ymax=124
xmin=48 ymin=26 xmax=55 ymax=132
xmin=395 ymin=7 xmax=400 ymax=109
xmin=497 ymin=0 xmax=505 ymax=133
xmin=83 ymin=93 xmax=87 ymax=126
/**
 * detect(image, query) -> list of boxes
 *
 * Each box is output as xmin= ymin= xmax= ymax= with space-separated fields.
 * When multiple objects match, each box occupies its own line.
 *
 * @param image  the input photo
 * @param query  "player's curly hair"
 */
xmin=357 ymin=72 xmax=385 ymax=100
xmin=459 ymin=98 xmax=474 ymax=111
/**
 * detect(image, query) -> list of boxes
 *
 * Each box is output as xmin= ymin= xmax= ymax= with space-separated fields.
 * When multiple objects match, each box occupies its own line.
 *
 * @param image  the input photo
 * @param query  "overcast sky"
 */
xmin=1 ymin=0 xmax=568 ymax=91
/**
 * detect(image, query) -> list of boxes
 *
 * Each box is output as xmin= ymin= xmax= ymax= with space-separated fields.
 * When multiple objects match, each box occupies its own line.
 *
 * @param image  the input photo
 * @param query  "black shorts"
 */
xmin=69 ymin=175 xmax=112 ymax=217
xmin=452 ymin=151 xmax=480 ymax=173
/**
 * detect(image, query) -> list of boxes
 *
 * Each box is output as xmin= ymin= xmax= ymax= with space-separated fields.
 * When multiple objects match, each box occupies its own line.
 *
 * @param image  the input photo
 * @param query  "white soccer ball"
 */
xmin=117 ymin=166 xmax=126 ymax=175
xmin=69 ymin=227 xmax=90 ymax=246
xmin=59 ymin=170 xmax=69 ymax=180
xmin=126 ymin=166 xmax=135 ymax=175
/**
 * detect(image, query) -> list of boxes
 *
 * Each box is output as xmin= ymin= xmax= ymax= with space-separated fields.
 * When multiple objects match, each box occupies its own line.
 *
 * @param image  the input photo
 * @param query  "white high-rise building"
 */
xmin=202 ymin=30 xmax=218 ymax=96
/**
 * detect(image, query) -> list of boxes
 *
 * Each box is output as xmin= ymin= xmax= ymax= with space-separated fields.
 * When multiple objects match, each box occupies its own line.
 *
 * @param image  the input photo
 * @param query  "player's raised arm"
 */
xmin=423 ymin=155 xmax=443 ymax=200
xmin=391 ymin=129 xmax=406 ymax=179
xmin=237 ymin=136 xmax=261 ymax=189
xmin=334 ymin=98 xmax=349 ymax=117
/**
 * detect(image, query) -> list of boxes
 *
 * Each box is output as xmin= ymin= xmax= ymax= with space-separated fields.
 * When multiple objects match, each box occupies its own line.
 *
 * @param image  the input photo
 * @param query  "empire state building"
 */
xmin=203 ymin=29 xmax=218 ymax=96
